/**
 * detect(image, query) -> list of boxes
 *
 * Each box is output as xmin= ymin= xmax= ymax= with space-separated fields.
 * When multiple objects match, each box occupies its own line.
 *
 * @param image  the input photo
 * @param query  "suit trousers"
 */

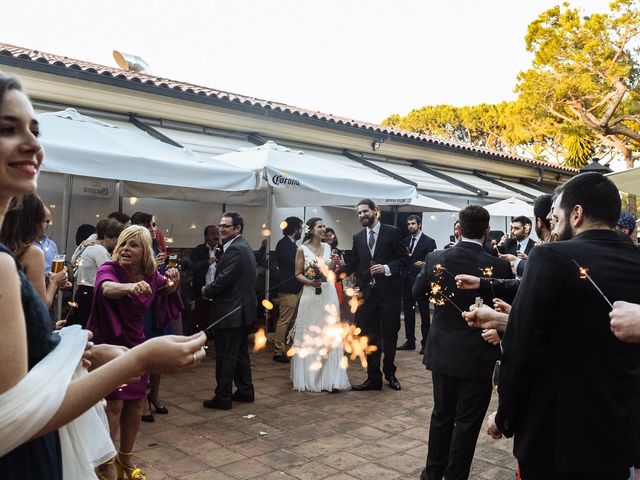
xmin=518 ymin=464 xmax=629 ymax=480
xmin=403 ymin=278 xmax=430 ymax=346
xmin=213 ymin=326 xmax=254 ymax=403
xmin=355 ymin=288 xmax=400 ymax=383
xmin=273 ymin=291 xmax=302 ymax=355
xmin=423 ymin=372 xmax=492 ymax=480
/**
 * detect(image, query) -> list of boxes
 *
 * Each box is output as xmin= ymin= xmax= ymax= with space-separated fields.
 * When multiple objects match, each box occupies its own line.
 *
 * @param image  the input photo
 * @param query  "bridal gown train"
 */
xmin=290 ymin=243 xmax=351 ymax=392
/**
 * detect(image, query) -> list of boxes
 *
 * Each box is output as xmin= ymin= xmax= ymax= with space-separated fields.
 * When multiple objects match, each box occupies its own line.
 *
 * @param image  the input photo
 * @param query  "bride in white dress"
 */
xmin=290 ymin=217 xmax=351 ymax=392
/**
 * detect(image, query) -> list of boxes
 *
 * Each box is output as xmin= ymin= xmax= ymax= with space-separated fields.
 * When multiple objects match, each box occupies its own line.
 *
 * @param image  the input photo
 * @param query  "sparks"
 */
xmin=429 ymin=282 xmax=463 ymax=313
xmin=252 ymin=328 xmax=268 ymax=352
xmin=572 ymin=259 xmax=612 ymax=309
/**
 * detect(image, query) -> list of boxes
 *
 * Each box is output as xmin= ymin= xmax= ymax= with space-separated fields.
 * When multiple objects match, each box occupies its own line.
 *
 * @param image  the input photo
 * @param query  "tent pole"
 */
xmin=393 ymin=206 xmax=399 ymax=226
xmin=265 ymin=186 xmax=273 ymax=332
xmin=116 ymin=181 xmax=123 ymax=212
xmin=58 ymin=174 xmax=72 ymax=321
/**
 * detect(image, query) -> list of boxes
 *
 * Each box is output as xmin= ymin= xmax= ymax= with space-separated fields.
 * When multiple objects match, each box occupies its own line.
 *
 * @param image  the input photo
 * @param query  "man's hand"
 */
xmin=369 ymin=264 xmax=385 ymax=275
xmin=455 ymin=274 xmax=480 ymax=290
xmin=493 ymin=298 xmax=511 ymax=314
xmin=499 ymin=253 xmax=517 ymax=263
xmin=487 ymin=411 xmax=502 ymax=439
xmin=481 ymin=329 xmax=501 ymax=345
xmin=610 ymin=301 xmax=640 ymax=343
xmin=414 ymin=260 xmax=425 ymax=268
xmin=516 ymin=252 xmax=528 ymax=260
xmin=463 ymin=305 xmax=507 ymax=331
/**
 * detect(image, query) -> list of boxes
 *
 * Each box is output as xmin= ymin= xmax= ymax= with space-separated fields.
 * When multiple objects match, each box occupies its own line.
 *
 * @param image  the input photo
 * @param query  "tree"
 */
xmin=516 ymin=0 xmax=640 ymax=168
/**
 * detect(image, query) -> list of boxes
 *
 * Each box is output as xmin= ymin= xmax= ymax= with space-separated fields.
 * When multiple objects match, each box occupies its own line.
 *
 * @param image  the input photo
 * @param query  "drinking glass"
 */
xmin=168 ymin=253 xmax=178 ymax=269
xmin=51 ymin=254 xmax=66 ymax=273
xmin=368 ymin=261 xmax=376 ymax=287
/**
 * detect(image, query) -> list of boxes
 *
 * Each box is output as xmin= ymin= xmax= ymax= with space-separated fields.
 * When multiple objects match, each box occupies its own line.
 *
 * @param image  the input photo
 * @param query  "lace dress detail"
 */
xmin=290 ymin=243 xmax=350 ymax=392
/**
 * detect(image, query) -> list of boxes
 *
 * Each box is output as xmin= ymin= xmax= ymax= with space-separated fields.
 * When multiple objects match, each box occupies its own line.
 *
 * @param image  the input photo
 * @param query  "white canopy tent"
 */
xmin=381 ymin=194 xmax=460 ymax=213
xmin=213 ymin=141 xmax=417 ymax=207
xmin=37 ymin=109 xmax=257 ymax=204
xmin=484 ymin=196 xmax=534 ymax=217
xmin=607 ymin=167 xmax=640 ymax=196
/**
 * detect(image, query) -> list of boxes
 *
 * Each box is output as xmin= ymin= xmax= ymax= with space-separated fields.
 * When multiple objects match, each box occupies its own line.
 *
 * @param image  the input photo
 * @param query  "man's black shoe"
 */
xmin=351 ymin=379 xmax=383 ymax=391
xmin=387 ymin=376 xmax=402 ymax=391
xmin=273 ymin=353 xmax=290 ymax=363
xmin=397 ymin=341 xmax=415 ymax=351
xmin=203 ymin=397 xmax=232 ymax=410
xmin=419 ymin=346 xmax=425 ymax=355
xmin=232 ymin=391 xmax=255 ymax=403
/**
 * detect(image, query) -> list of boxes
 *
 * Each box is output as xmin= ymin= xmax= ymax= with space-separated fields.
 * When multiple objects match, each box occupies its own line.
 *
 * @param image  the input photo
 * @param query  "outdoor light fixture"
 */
xmin=113 ymin=50 xmax=149 ymax=73
xmin=371 ymin=138 xmax=385 ymax=151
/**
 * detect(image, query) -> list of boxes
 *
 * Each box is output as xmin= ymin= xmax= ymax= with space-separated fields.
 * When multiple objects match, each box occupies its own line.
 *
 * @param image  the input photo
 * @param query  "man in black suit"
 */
xmin=190 ymin=225 xmax=221 ymax=332
xmin=498 ymin=216 xmax=536 ymax=257
xmin=398 ymin=214 xmax=437 ymax=353
xmin=413 ymin=205 xmax=513 ymax=480
xmin=489 ymin=173 xmax=640 ymax=479
xmin=343 ymin=199 xmax=409 ymax=391
xmin=273 ymin=216 xmax=303 ymax=363
xmin=202 ymin=212 xmax=256 ymax=410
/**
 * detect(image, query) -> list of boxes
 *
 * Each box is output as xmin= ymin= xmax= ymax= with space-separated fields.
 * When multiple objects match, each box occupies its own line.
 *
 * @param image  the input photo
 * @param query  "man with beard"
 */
xmin=498 ymin=216 xmax=536 ymax=258
xmin=398 ymin=214 xmax=436 ymax=354
xmin=488 ymin=173 xmax=640 ymax=479
xmin=342 ymin=199 xmax=409 ymax=391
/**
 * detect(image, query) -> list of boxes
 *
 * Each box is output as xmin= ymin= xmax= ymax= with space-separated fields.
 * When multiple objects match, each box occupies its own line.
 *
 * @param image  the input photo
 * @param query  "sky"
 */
xmin=3 ymin=0 xmax=613 ymax=124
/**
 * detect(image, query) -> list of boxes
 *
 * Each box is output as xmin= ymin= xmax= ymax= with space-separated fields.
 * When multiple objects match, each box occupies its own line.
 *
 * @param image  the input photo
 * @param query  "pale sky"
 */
xmin=3 ymin=0 xmax=612 ymax=123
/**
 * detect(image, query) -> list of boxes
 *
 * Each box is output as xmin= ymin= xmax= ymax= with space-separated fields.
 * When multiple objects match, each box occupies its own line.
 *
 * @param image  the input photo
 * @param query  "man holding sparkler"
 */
xmin=414 ymin=205 xmax=513 ymax=480
xmin=489 ymin=173 xmax=640 ymax=479
xmin=342 ymin=199 xmax=409 ymax=391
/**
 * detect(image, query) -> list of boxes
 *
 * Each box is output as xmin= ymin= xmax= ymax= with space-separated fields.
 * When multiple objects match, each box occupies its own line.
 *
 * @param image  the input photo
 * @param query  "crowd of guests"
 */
xmin=4 ymin=67 xmax=640 ymax=480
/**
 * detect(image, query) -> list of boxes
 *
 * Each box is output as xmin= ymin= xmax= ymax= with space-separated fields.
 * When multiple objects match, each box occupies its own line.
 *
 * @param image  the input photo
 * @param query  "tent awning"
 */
xmin=483 ymin=196 xmax=534 ymax=217
xmin=37 ymin=109 xmax=257 ymax=201
xmin=607 ymin=167 xmax=640 ymax=196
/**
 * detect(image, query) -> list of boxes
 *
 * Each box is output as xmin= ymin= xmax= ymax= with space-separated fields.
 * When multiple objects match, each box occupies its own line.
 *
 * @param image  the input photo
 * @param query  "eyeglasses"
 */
xmin=218 ymin=224 xmax=234 ymax=229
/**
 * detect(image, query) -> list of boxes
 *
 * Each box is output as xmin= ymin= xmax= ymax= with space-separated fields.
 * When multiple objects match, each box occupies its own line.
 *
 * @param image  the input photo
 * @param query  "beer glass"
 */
xmin=51 ymin=254 xmax=65 ymax=273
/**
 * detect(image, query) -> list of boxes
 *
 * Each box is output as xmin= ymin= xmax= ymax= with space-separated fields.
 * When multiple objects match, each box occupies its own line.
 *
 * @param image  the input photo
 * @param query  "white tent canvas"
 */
xmin=214 ymin=141 xmax=417 ymax=207
xmin=383 ymin=194 xmax=460 ymax=213
xmin=607 ymin=167 xmax=640 ymax=196
xmin=37 ymin=109 xmax=257 ymax=202
xmin=483 ymin=196 xmax=534 ymax=217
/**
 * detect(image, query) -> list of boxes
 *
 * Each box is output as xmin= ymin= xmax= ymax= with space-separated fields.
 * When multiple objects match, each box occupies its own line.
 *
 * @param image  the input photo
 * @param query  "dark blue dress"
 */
xmin=0 ymin=243 xmax=63 ymax=479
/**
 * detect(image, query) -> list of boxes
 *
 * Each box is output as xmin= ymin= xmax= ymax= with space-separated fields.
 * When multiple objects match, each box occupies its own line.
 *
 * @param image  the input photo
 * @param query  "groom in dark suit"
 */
xmin=490 ymin=173 xmax=640 ymax=479
xmin=399 ymin=214 xmax=437 ymax=353
xmin=202 ymin=212 xmax=256 ymax=410
xmin=343 ymin=199 xmax=410 ymax=391
xmin=413 ymin=205 xmax=513 ymax=480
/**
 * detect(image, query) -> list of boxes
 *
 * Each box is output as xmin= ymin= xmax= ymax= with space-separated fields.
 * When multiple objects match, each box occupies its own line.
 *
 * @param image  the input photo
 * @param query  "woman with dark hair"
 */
xmin=290 ymin=217 xmax=350 ymax=392
xmin=0 ymin=71 xmax=206 ymax=480
xmin=75 ymin=223 xmax=97 ymax=247
xmin=0 ymin=193 xmax=68 ymax=307
xmin=131 ymin=211 xmax=171 ymax=421
xmin=323 ymin=227 xmax=345 ymax=310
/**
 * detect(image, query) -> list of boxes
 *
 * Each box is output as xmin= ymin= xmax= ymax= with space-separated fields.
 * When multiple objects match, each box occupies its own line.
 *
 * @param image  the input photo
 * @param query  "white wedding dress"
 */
xmin=290 ymin=243 xmax=351 ymax=392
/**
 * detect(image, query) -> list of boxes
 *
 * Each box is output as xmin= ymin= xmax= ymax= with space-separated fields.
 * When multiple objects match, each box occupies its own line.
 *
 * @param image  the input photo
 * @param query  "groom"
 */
xmin=343 ymin=199 xmax=410 ymax=391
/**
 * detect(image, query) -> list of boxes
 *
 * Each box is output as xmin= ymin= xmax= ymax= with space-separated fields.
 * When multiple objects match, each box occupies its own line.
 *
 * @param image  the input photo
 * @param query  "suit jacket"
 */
xmin=500 ymin=237 xmax=536 ymax=256
xmin=343 ymin=223 xmax=410 ymax=301
xmin=404 ymin=233 xmax=437 ymax=281
xmin=190 ymin=243 xmax=211 ymax=293
xmin=413 ymin=241 xmax=513 ymax=380
xmin=496 ymin=230 xmax=640 ymax=473
xmin=275 ymin=236 xmax=301 ymax=294
xmin=203 ymin=236 xmax=257 ymax=330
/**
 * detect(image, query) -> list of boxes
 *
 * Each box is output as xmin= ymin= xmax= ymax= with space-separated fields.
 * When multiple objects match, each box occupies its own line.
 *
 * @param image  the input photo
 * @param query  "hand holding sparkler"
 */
xmin=610 ymin=301 xmax=640 ymax=343
xmin=455 ymin=274 xmax=480 ymax=290
xmin=463 ymin=304 xmax=508 ymax=331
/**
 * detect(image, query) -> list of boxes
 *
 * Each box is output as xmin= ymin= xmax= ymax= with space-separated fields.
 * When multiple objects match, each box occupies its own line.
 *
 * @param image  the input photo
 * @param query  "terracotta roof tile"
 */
xmin=0 ymin=42 xmax=577 ymax=173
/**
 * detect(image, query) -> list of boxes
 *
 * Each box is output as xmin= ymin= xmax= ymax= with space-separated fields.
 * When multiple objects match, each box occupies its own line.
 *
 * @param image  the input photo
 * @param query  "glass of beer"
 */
xmin=168 ymin=253 xmax=178 ymax=269
xmin=51 ymin=254 xmax=65 ymax=273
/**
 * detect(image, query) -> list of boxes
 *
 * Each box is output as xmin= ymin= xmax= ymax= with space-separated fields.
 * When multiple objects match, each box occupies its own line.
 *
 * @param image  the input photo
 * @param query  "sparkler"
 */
xmin=429 ymin=282 xmax=463 ymax=313
xmin=571 ymin=259 xmax=613 ymax=309
xmin=63 ymin=301 xmax=79 ymax=323
xmin=479 ymin=266 xmax=496 ymax=299
xmin=434 ymin=263 xmax=455 ymax=279
xmin=252 ymin=328 xmax=267 ymax=352
xmin=286 ymin=304 xmax=376 ymax=369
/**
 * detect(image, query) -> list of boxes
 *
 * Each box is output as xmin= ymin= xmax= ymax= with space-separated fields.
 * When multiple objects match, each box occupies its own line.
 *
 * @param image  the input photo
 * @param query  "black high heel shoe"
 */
xmin=147 ymin=393 xmax=168 ymax=414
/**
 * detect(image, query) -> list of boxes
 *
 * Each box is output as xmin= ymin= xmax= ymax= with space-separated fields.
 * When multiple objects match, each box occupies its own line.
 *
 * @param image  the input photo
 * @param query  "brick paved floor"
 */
xmin=131 ymin=327 xmax=517 ymax=480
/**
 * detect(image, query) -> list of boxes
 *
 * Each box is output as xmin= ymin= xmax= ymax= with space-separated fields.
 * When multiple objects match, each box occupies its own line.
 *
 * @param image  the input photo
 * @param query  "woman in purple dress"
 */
xmin=88 ymin=225 xmax=183 ymax=480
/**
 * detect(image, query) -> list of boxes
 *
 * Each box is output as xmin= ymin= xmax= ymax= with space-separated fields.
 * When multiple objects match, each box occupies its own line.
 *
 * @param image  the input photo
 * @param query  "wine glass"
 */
xmin=331 ymin=249 xmax=341 ymax=271
xmin=492 ymin=360 xmax=501 ymax=392
xmin=368 ymin=261 xmax=377 ymax=287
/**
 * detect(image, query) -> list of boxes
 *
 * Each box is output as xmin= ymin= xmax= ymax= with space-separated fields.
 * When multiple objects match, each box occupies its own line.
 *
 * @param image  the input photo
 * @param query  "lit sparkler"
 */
xmin=479 ymin=266 xmax=495 ymax=299
xmin=429 ymin=282 xmax=463 ymax=313
xmin=434 ymin=263 xmax=455 ymax=279
xmin=252 ymin=328 xmax=267 ymax=352
xmin=572 ymin=259 xmax=613 ymax=309
xmin=261 ymin=299 xmax=274 ymax=310
xmin=63 ymin=301 xmax=79 ymax=323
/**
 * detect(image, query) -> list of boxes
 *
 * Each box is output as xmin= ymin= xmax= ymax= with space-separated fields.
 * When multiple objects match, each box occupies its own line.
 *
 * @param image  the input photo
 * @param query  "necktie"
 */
xmin=409 ymin=237 xmax=416 ymax=253
xmin=517 ymin=242 xmax=521 ymax=252
xmin=368 ymin=230 xmax=375 ymax=250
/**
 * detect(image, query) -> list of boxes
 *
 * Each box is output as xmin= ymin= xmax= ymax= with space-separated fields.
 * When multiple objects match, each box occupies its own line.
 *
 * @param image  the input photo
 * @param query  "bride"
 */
xmin=290 ymin=218 xmax=350 ymax=392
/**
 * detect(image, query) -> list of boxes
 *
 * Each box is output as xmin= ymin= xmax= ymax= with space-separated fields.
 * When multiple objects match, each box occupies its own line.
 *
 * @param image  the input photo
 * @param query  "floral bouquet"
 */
xmin=304 ymin=258 xmax=326 ymax=295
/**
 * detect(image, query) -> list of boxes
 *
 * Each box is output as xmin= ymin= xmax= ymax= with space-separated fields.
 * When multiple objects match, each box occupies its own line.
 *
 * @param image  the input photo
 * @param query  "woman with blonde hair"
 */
xmin=87 ymin=225 xmax=183 ymax=479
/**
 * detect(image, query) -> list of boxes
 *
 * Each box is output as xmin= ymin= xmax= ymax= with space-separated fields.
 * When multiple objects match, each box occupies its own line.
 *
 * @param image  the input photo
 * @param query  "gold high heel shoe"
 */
xmin=114 ymin=451 xmax=146 ymax=480
xmin=96 ymin=457 xmax=115 ymax=480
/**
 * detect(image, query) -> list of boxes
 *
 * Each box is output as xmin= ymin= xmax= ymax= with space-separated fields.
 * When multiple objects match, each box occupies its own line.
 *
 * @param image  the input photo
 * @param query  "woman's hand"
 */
xmin=50 ymin=268 xmax=68 ymax=289
xmin=310 ymin=279 xmax=322 ymax=288
xmin=134 ymin=332 xmax=208 ymax=374
xmin=85 ymin=344 xmax=129 ymax=371
xmin=129 ymin=280 xmax=152 ymax=296
xmin=155 ymin=253 xmax=167 ymax=270
xmin=165 ymin=267 xmax=180 ymax=284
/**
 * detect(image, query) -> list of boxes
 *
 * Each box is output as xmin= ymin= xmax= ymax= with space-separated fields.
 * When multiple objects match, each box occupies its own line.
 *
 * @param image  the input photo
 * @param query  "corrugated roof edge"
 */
xmin=0 ymin=43 xmax=577 ymax=174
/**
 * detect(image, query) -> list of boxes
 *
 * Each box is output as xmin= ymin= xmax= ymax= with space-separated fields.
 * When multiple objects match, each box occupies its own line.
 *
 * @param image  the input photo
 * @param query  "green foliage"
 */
xmin=383 ymin=0 xmax=640 ymax=168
